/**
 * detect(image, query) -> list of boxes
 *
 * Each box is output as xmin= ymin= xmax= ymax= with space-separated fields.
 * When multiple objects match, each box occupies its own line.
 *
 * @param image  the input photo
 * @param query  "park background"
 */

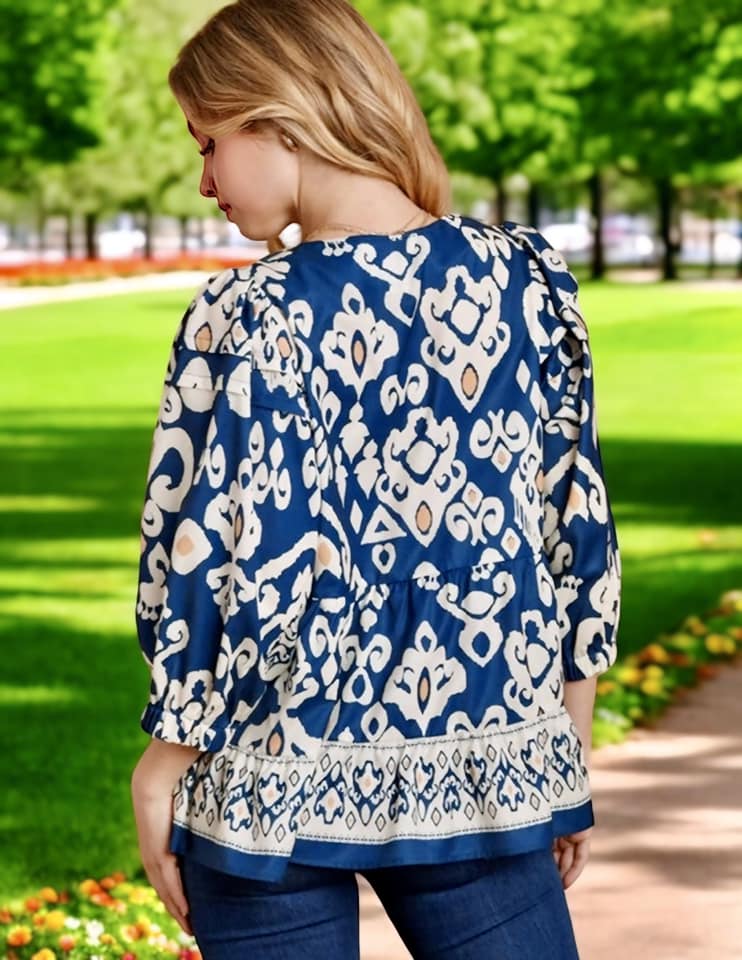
xmin=0 ymin=0 xmax=741 ymax=958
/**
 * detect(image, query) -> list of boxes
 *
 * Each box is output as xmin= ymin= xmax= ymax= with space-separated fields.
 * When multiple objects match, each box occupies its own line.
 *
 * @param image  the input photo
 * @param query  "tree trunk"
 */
xmin=588 ymin=170 xmax=605 ymax=281
xmin=64 ymin=211 xmax=74 ymax=259
xmin=143 ymin=206 xmax=154 ymax=260
xmin=494 ymin=175 xmax=507 ymax=225
xmin=656 ymin=175 xmax=677 ymax=281
xmin=84 ymin=212 xmax=98 ymax=260
xmin=706 ymin=190 xmax=716 ymax=279
xmin=527 ymin=182 xmax=540 ymax=229
xmin=36 ymin=208 xmax=47 ymax=255
xmin=179 ymin=215 xmax=189 ymax=254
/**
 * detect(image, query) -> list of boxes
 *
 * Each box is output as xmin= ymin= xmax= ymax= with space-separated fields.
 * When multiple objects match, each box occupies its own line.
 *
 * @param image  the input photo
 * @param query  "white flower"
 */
xmin=85 ymin=919 xmax=105 ymax=945
xmin=64 ymin=916 xmax=81 ymax=929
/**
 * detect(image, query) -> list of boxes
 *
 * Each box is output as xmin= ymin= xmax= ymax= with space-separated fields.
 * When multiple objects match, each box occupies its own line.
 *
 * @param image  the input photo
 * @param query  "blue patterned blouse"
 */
xmin=135 ymin=214 xmax=622 ymax=883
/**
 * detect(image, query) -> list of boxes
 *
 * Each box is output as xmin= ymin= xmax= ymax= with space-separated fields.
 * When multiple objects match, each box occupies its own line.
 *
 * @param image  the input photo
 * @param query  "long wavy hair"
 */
xmin=168 ymin=0 xmax=452 ymax=252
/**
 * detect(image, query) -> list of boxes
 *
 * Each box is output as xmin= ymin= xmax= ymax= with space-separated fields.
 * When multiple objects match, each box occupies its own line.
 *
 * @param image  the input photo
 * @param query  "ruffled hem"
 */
xmin=168 ymin=704 xmax=591 ymax=882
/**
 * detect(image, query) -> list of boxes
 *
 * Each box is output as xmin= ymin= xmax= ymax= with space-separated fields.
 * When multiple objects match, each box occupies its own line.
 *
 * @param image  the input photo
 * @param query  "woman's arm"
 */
xmin=563 ymin=676 xmax=597 ymax=769
xmin=131 ymin=738 xmax=204 ymax=797
xmin=130 ymin=739 xmax=201 ymax=937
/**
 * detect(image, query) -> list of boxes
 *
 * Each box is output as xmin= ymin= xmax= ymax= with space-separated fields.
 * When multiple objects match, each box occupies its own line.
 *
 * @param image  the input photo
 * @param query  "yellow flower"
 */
xmin=44 ymin=911 xmax=66 ymax=932
xmin=7 ymin=925 xmax=33 ymax=946
xmin=616 ymin=665 xmax=643 ymax=685
xmin=706 ymin=633 xmax=731 ymax=654
xmin=128 ymin=888 xmax=154 ymax=904
xmin=31 ymin=949 xmax=57 ymax=960
xmin=640 ymin=679 xmax=665 ymax=697
xmin=596 ymin=680 xmax=616 ymax=695
xmin=668 ymin=632 xmax=698 ymax=649
xmin=644 ymin=664 xmax=665 ymax=679
xmin=38 ymin=888 xmax=58 ymax=904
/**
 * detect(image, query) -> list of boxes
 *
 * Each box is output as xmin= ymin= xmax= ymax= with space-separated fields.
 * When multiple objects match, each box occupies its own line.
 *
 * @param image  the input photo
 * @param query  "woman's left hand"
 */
xmin=130 ymin=740 xmax=203 ymax=937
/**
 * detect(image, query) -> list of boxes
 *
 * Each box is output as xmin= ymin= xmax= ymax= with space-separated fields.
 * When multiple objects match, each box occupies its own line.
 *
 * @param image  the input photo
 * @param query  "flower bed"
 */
xmin=2 ymin=875 xmax=200 ymax=960
xmin=0 ymin=256 xmax=257 ymax=287
xmin=593 ymin=587 xmax=742 ymax=747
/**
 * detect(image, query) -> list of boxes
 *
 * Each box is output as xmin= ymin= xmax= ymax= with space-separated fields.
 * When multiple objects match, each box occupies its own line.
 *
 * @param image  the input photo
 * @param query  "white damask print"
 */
xmin=136 ymin=215 xmax=621 ymax=883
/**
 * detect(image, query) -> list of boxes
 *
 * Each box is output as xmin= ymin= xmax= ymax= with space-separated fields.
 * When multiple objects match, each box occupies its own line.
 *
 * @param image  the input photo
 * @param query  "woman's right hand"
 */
xmin=552 ymin=825 xmax=593 ymax=889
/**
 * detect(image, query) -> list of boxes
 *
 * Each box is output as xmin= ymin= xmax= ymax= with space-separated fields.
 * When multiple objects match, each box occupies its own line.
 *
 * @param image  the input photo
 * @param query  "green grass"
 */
xmin=0 ymin=278 xmax=740 ymax=900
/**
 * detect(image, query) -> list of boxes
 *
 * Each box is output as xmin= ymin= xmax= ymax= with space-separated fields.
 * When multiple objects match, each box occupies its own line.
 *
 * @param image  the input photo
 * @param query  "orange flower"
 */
xmin=638 ymin=643 xmax=670 ymax=665
xmin=669 ymin=652 xmax=692 ymax=667
xmin=696 ymin=664 xmax=718 ymax=680
xmin=112 ymin=872 xmax=127 ymax=883
xmin=122 ymin=924 xmax=142 ymax=941
xmin=79 ymin=879 xmax=102 ymax=896
xmin=100 ymin=877 xmax=118 ymax=891
xmin=0 ymin=908 xmax=13 ymax=923
xmin=90 ymin=891 xmax=116 ymax=907
xmin=25 ymin=897 xmax=42 ymax=912
xmin=38 ymin=889 xmax=58 ymax=904
xmin=7 ymin=925 xmax=33 ymax=946
xmin=58 ymin=934 xmax=76 ymax=952
xmin=33 ymin=914 xmax=47 ymax=928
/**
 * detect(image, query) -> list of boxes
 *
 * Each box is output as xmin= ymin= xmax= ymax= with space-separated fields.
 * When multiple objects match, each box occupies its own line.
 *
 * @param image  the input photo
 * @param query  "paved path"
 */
xmin=356 ymin=660 xmax=742 ymax=960
xmin=1 ymin=270 xmax=739 ymax=311
xmin=0 ymin=271 xmax=212 ymax=310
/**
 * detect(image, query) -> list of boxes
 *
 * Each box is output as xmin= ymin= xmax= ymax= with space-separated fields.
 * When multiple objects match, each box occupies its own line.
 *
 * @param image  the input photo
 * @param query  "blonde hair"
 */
xmin=168 ymin=0 xmax=451 ymax=251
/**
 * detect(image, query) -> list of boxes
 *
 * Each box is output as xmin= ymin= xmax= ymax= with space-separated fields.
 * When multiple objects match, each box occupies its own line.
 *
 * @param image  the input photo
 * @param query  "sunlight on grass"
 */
xmin=0 ymin=684 xmax=83 ymax=705
xmin=0 ymin=278 xmax=739 ymax=899
xmin=0 ymin=495 xmax=101 ymax=511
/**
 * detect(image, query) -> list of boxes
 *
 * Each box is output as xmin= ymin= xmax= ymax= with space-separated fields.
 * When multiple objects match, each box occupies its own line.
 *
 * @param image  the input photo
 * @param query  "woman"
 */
xmin=130 ymin=0 xmax=622 ymax=957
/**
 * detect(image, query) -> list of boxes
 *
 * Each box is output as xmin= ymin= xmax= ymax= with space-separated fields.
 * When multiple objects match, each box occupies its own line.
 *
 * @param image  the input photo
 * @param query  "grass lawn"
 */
xmin=0 ymin=276 xmax=740 ymax=900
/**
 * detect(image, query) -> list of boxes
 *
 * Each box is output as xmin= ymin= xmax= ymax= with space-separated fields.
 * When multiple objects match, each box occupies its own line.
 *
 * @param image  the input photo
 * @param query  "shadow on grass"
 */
xmin=0 ymin=411 xmax=741 ymax=896
xmin=0 ymin=614 xmax=149 ymax=897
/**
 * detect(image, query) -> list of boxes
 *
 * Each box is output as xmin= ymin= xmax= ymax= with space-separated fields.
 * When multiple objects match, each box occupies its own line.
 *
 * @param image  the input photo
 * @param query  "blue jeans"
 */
xmin=177 ymin=846 xmax=581 ymax=959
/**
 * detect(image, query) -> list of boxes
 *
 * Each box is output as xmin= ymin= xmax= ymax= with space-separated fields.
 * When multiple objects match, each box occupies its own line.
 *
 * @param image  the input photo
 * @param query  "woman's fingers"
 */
xmin=131 ymin=784 xmax=194 ymax=937
xmin=557 ymin=841 xmax=575 ymax=885
xmin=563 ymin=836 xmax=591 ymax=889
xmin=145 ymin=856 xmax=193 ymax=936
xmin=162 ymin=854 xmax=193 ymax=933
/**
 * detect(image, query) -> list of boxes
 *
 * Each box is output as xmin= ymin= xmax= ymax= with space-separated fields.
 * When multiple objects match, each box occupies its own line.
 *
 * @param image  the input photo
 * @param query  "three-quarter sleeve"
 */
xmin=505 ymin=222 xmax=622 ymax=681
xmin=134 ymin=267 xmax=319 ymax=751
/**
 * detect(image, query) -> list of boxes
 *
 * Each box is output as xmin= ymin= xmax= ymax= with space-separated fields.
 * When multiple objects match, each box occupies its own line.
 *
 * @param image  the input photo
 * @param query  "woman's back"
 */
xmin=135 ymin=213 xmax=620 ymax=883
